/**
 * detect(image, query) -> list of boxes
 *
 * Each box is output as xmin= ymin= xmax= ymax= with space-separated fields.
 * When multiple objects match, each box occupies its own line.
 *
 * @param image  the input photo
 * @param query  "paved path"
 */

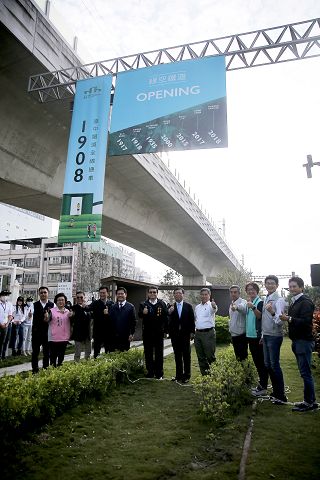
xmin=0 ymin=339 xmax=174 ymax=377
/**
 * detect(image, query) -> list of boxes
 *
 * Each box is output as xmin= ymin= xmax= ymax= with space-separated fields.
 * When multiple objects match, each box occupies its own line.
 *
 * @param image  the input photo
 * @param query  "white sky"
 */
xmin=49 ymin=0 xmax=320 ymax=285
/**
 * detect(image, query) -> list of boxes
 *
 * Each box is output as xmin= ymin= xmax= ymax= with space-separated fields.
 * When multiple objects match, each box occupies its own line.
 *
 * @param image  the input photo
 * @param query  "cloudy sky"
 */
xmin=47 ymin=0 xmax=320 ymax=285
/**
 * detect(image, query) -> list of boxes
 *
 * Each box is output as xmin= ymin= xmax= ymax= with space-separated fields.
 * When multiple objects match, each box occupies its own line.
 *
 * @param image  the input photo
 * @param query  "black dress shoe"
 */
xmin=292 ymin=402 xmax=318 ymax=412
xmin=271 ymin=396 xmax=288 ymax=405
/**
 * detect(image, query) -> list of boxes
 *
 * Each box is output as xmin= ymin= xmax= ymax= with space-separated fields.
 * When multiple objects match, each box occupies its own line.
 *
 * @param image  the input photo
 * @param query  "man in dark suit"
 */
xmin=109 ymin=287 xmax=136 ymax=351
xmin=89 ymin=286 xmax=114 ymax=358
xmin=138 ymin=286 xmax=168 ymax=379
xmin=32 ymin=286 xmax=54 ymax=374
xmin=168 ymin=287 xmax=195 ymax=383
xmin=280 ymin=276 xmax=317 ymax=412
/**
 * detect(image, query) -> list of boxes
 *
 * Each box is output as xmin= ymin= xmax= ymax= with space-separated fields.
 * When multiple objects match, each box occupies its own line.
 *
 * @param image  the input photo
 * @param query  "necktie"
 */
xmin=177 ymin=303 xmax=181 ymax=318
xmin=119 ymin=302 xmax=123 ymax=309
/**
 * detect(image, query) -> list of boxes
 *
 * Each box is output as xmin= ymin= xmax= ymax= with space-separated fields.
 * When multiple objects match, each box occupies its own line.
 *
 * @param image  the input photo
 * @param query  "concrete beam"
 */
xmin=183 ymin=275 xmax=206 ymax=286
xmin=0 ymin=8 xmax=241 ymax=280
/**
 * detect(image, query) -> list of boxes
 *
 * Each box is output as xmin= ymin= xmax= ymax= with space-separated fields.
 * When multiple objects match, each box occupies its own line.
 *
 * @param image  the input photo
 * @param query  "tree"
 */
xmin=158 ymin=268 xmax=200 ymax=307
xmin=304 ymin=285 xmax=320 ymax=306
xmin=77 ymin=247 xmax=120 ymax=295
xmin=208 ymin=267 xmax=253 ymax=294
xmin=159 ymin=268 xmax=182 ymax=304
xmin=159 ymin=268 xmax=182 ymax=286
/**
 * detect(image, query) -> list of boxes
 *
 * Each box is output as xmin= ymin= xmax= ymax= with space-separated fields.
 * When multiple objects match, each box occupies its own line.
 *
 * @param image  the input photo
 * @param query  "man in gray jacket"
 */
xmin=229 ymin=285 xmax=248 ymax=361
xmin=262 ymin=275 xmax=287 ymax=404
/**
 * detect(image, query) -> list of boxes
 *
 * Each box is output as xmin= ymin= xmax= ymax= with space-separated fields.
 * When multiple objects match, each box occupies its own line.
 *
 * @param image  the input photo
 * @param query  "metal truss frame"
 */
xmin=28 ymin=17 xmax=320 ymax=102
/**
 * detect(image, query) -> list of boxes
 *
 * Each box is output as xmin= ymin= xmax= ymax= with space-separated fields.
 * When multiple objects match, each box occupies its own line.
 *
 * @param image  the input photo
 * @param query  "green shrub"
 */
xmin=193 ymin=346 xmax=257 ymax=425
xmin=0 ymin=349 xmax=144 ymax=435
xmin=215 ymin=315 xmax=231 ymax=344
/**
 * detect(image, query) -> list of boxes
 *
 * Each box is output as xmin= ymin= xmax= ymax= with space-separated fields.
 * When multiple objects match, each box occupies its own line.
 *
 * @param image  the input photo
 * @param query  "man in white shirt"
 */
xmin=194 ymin=288 xmax=218 ymax=375
xmin=0 ymin=290 xmax=14 ymax=360
xmin=229 ymin=285 xmax=248 ymax=361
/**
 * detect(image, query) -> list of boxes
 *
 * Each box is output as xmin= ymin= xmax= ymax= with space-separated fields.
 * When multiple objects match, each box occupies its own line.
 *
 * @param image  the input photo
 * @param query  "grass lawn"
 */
xmin=246 ymin=339 xmax=320 ymax=480
xmin=1 ymin=340 xmax=319 ymax=480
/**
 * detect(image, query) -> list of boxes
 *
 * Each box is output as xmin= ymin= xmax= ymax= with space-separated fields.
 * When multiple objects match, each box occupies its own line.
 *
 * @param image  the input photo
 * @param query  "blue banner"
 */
xmin=109 ymin=56 xmax=227 ymax=155
xmin=58 ymin=75 xmax=112 ymax=243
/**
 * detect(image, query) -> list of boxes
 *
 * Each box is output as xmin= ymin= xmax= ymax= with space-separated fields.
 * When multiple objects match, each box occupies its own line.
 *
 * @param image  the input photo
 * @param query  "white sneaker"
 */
xmin=251 ymin=388 xmax=267 ymax=396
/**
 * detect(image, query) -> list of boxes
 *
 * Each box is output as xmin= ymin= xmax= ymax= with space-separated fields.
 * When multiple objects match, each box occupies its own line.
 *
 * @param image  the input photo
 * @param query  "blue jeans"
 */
xmin=263 ymin=335 xmax=285 ymax=399
xmin=292 ymin=339 xmax=316 ymax=404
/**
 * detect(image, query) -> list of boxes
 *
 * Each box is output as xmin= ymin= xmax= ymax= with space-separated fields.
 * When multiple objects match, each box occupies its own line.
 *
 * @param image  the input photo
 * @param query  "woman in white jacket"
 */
xmin=23 ymin=296 xmax=34 ymax=355
xmin=10 ymin=296 xmax=26 ymax=356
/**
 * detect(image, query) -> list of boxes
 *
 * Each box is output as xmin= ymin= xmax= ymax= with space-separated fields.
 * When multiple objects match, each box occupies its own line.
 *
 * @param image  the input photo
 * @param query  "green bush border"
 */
xmin=193 ymin=346 xmax=257 ymax=424
xmin=0 ymin=349 xmax=144 ymax=435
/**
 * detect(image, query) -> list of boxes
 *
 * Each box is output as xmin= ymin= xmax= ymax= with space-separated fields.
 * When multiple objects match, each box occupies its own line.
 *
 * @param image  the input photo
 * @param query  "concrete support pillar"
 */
xmin=183 ymin=275 xmax=206 ymax=286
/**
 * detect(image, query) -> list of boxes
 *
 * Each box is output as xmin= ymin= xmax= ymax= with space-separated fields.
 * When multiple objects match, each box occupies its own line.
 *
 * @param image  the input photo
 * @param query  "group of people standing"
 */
xmin=0 ymin=276 xmax=317 ymax=412
xmin=0 ymin=284 xmax=212 ymax=383
xmin=0 ymin=292 xmax=34 ymax=359
xmin=228 ymin=275 xmax=318 ymax=413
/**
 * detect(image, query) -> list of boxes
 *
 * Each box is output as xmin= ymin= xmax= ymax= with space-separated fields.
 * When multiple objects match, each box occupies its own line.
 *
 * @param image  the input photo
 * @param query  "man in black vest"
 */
xmin=168 ymin=287 xmax=195 ymax=383
xmin=280 ymin=276 xmax=318 ymax=412
xmin=109 ymin=287 xmax=136 ymax=351
xmin=138 ymin=286 xmax=168 ymax=379
xmin=32 ymin=286 xmax=54 ymax=374
xmin=89 ymin=286 xmax=114 ymax=358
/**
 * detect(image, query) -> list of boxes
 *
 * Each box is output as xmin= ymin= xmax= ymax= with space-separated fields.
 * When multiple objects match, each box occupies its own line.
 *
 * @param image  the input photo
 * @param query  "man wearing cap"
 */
xmin=0 ymin=290 xmax=13 ymax=360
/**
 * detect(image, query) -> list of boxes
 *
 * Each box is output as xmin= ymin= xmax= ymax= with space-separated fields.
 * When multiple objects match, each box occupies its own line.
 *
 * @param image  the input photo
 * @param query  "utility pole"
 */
xmin=303 ymin=154 xmax=320 ymax=178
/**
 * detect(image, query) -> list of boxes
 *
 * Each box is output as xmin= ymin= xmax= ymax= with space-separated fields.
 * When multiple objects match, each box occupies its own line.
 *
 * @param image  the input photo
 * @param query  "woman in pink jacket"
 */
xmin=46 ymin=293 xmax=72 ymax=367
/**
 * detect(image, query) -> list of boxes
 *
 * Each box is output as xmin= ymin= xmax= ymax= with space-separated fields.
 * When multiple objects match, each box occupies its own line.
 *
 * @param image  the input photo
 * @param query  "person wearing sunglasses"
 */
xmin=138 ymin=286 xmax=168 ymax=379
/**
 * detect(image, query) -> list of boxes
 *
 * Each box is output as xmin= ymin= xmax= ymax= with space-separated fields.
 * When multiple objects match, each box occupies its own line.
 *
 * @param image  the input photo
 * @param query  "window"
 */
xmin=47 ymin=273 xmax=61 ymax=282
xmin=60 ymin=273 xmax=71 ymax=282
xmin=11 ymin=258 xmax=24 ymax=267
xmin=23 ymin=289 xmax=37 ymax=298
xmin=49 ymin=257 xmax=61 ymax=265
xmin=61 ymin=256 xmax=72 ymax=265
xmin=24 ymin=273 xmax=39 ymax=284
xmin=25 ymin=257 xmax=40 ymax=267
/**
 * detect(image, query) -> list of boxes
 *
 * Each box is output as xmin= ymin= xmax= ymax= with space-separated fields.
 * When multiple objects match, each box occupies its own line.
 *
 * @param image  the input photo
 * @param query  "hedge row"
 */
xmin=0 ymin=349 xmax=144 ymax=435
xmin=215 ymin=315 xmax=231 ymax=344
xmin=193 ymin=346 xmax=257 ymax=424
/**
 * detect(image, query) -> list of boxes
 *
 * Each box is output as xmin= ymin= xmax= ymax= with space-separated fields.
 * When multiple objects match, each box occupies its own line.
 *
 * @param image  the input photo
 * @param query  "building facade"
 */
xmin=0 ymin=203 xmax=53 ymax=242
xmin=0 ymin=236 xmax=137 ymax=301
